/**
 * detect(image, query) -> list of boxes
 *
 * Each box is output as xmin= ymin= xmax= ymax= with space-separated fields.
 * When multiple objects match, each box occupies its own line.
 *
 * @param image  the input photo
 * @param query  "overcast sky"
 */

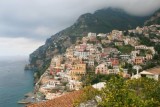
xmin=0 ymin=0 xmax=160 ymax=57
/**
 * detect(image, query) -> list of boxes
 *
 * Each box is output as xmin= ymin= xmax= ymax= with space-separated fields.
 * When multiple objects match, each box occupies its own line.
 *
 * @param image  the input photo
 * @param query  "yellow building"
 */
xmin=107 ymin=34 xmax=112 ymax=40
xmin=71 ymin=57 xmax=83 ymax=64
xmin=69 ymin=64 xmax=86 ymax=80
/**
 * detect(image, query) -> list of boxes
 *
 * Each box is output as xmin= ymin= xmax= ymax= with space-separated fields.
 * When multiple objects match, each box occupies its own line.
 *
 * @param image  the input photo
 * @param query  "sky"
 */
xmin=0 ymin=0 xmax=160 ymax=57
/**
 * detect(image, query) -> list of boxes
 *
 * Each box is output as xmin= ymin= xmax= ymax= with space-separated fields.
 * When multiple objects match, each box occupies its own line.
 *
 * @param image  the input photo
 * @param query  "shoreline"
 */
xmin=18 ymin=69 xmax=48 ymax=105
xmin=18 ymin=91 xmax=40 ymax=105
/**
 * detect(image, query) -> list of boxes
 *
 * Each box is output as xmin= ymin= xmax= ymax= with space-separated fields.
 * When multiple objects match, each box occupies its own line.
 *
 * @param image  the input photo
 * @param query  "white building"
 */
xmin=92 ymin=82 xmax=106 ymax=90
xmin=120 ymin=55 xmax=130 ymax=60
xmin=88 ymin=59 xmax=94 ymax=66
xmin=67 ymin=80 xmax=82 ymax=91
xmin=88 ymin=32 xmax=96 ymax=38
xmin=135 ymin=45 xmax=155 ymax=54
xmin=97 ymin=33 xmax=107 ymax=38
xmin=135 ymin=45 xmax=147 ymax=50
xmin=131 ymin=50 xmax=140 ymax=58
xmin=74 ymin=51 xmax=90 ymax=59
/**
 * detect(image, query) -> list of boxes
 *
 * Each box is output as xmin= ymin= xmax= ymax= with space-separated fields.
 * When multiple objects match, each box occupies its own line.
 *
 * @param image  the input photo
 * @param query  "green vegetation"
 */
xmin=99 ymin=77 xmax=160 ymax=107
xmin=145 ymin=17 xmax=160 ymax=26
xmin=36 ymin=59 xmax=51 ymax=78
xmin=149 ymin=33 xmax=157 ymax=39
xmin=139 ymin=49 xmax=146 ymax=56
xmin=121 ymin=62 xmax=136 ymax=74
xmin=115 ymin=45 xmax=134 ymax=54
xmin=155 ymin=44 xmax=160 ymax=54
xmin=139 ymin=35 xmax=154 ymax=46
xmin=78 ymin=77 xmax=160 ymax=107
xmin=123 ymin=30 xmax=129 ymax=36
xmin=142 ymin=61 xmax=157 ymax=70
xmin=82 ymin=74 xmax=120 ymax=86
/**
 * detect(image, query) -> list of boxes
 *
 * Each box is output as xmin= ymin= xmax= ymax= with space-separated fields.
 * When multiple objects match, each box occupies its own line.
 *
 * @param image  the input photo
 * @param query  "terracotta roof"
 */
xmin=146 ymin=67 xmax=160 ymax=75
xmin=27 ymin=90 xmax=83 ymax=107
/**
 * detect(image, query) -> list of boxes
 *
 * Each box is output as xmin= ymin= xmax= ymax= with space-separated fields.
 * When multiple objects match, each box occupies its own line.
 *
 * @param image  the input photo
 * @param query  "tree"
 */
xmin=82 ymin=74 xmax=120 ymax=86
xmin=123 ymin=30 xmax=128 ymax=36
xmin=130 ymin=32 xmax=135 ymax=37
xmin=108 ymin=65 xmax=113 ymax=69
xmin=99 ymin=77 xmax=160 ymax=107
xmin=96 ymin=36 xmax=102 ymax=42
xmin=142 ymin=61 xmax=156 ymax=70
xmin=77 ymin=77 xmax=160 ymax=107
xmin=99 ymin=77 xmax=141 ymax=107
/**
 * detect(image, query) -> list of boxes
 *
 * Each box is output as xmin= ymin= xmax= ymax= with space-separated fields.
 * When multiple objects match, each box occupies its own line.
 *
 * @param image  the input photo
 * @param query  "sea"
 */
xmin=0 ymin=57 xmax=34 ymax=107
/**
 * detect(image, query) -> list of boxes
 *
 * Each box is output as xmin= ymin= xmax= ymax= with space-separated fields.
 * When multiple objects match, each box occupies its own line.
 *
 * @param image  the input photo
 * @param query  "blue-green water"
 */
xmin=0 ymin=58 xmax=34 ymax=107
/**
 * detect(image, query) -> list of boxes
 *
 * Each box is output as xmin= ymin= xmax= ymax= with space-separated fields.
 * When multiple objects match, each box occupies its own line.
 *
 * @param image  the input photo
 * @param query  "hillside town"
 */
xmin=25 ymin=24 xmax=160 ymax=105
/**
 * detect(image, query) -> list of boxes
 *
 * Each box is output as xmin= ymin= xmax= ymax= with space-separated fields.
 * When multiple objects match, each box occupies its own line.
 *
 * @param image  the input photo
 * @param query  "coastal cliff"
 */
xmin=28 ymin=8 xmax=149 ymax=78
xmin=24 ymin=7 xmax=160 ymax=106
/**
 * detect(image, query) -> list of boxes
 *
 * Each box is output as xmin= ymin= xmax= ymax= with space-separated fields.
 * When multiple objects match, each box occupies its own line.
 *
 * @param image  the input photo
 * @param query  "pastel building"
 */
xmin=69 ymin=64 xmax=86 ymax=80
xmin=111 ymin=30 xmax=123 ymax=40
xmin=95 ymin=63 xmax=108 ymax=74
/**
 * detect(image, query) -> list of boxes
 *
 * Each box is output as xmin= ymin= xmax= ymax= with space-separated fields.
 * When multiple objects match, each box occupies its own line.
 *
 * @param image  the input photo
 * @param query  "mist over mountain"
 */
xmin=0 ymin=0 xmax=160 ymax=57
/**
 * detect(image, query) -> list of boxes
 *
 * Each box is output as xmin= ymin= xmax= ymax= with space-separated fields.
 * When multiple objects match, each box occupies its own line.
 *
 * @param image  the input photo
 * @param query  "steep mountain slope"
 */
xmin=145 ymin=9 xmax=160 ymax=25
xmin=58 ymin=8 xmax=149 ymax=36
xmin=29 ymin=8 xmax=150 ymax=77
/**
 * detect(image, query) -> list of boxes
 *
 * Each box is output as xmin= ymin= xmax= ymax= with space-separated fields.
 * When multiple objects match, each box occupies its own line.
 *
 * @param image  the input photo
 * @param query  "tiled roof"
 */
xmin=27 ymin=90 xmax=83 ymax=107
xmin=146 ymin=67 xmax=160 ymax=74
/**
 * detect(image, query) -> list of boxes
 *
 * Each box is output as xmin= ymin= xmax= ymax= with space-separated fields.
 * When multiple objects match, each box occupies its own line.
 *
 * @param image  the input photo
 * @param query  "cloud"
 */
xmin=0 ymin=0 xmax=160 ymax=56
xmin=0 ymin=37 xmax=44 ymax=56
